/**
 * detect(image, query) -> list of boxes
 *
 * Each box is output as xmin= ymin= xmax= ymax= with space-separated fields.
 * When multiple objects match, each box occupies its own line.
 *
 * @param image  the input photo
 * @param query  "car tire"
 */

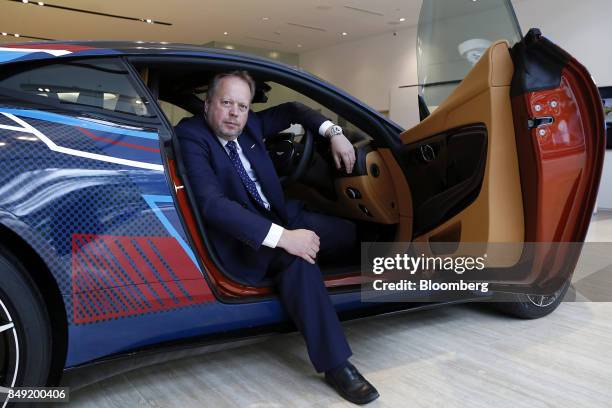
xmin=0 ymin=248 xmax=53 ymax=407
xmin=493 ymin=278 xmax=571 ymax=319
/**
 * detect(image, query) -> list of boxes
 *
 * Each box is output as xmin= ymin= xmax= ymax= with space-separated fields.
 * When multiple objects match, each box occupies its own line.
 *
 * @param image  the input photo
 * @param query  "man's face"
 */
xmin=204 ymin=76 xmax=251 ymax=140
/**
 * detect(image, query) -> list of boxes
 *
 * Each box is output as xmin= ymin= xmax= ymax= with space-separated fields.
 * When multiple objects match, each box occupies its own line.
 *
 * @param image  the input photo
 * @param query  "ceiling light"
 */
xmin=1 ymin=33 xmax=6 ymax=36
xmin=223 ymin=31 xmax=228 ymax=36
xmin=145 ymin=19 xmax=153 ymax=24
xmin=399 ymin=17 xmax=406 ymax=22
xmin=14 ymin=33 xmax=20 ymax=37
xmin=44 ymin=88 xmax=50 ymax=92
xmin=341 ymin=32 xmax=348 ymax=36
xmin=22 ymin=0 xmax=29 ymax=3
xmin=0 ymin=143 xmax=7 ymax=147
xmin=225 ymin=45 xmax=234 ymax=49
xmin=37 ymin=88 xmax=44 ymax=92
xmin=38 ymin=1 xmax=44 ymax=5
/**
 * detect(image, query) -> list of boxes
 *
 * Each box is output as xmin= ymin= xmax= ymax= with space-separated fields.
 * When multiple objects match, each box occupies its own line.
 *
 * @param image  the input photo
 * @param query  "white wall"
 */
xmin=299 ymin=0 xmax=612 ymax=110
xmin=511 ymin=0 xmax=612 ymax=87
xmin=299 ymin=25 xmax=418 ymax=114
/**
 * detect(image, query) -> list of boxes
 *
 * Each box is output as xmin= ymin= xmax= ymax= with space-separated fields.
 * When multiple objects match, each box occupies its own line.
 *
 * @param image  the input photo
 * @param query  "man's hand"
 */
xmin=328 ymin=131 xmax=356 ymax=174
xmin=277 ymin=228 xmax=320 ymax=264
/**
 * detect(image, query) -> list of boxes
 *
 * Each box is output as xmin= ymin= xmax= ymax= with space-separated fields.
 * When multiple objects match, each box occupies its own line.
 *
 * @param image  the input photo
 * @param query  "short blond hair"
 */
xmin=207 ymin=70 xmax=255 ymax=102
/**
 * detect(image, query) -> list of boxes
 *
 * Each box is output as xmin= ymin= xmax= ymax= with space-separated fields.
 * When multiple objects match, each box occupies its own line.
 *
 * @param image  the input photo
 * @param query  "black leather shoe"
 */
xmin=325 ymin=362 xmax=380 ymax=405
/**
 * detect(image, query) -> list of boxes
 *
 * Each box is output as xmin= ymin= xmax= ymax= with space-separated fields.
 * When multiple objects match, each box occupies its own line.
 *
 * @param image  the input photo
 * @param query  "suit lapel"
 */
xmin=200 ymin=118 xmax=253 ymax=204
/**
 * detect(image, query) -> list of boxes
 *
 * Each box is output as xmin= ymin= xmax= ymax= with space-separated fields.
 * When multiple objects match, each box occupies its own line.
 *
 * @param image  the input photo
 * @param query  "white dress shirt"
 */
xmin=216 ymin=120 xmax=334 ymax=248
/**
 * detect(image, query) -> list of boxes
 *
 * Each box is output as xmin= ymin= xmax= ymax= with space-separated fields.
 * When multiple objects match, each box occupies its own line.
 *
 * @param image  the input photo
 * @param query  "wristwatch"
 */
xmin=328 ymin=125 xmax=343 ymax=139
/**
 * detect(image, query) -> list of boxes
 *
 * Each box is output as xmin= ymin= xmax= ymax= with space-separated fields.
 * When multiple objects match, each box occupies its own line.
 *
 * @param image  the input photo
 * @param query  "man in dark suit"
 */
xmin=176 ymin=71 xmax=379 ymax=404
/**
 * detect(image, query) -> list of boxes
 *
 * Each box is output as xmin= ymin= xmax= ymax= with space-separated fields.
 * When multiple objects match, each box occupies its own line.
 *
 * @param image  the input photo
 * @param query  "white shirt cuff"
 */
xmin=262 ymin=223 xmax=284 ymax=248
xmin=318 ymin=120 xmax=334 ymax=137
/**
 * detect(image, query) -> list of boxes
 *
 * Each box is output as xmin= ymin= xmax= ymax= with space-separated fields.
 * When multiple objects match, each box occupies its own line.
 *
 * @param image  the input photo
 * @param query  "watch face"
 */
xmin=330 ymin=125 xmax=343 ymax=137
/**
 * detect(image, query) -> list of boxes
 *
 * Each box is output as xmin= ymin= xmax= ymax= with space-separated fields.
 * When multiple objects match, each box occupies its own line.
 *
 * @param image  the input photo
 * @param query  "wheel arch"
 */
xmin=0 ymin=222 xmax=68 ymax=385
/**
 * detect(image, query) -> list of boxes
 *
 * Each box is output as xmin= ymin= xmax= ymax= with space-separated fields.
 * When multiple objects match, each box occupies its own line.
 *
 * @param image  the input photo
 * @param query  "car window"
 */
xmin=158 ymin=100 xmax=193 ymax=126
xmin=0 ymin=58 xmax=153 ymax=117
xmin=252 ymin=82 xmax=373 ymax=144
xmin=417 ymin=0 xmax=522 ymax=112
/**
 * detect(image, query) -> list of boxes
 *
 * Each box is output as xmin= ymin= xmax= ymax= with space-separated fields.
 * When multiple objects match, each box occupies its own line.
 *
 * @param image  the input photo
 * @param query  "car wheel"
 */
xmin=493 ymin=279 xmax=571 ymax=319
xmin=0 ymin=249 xmax=52 ymax=407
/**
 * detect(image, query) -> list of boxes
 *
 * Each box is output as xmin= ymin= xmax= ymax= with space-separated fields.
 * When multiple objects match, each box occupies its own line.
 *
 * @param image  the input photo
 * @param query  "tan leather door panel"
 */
xmin=397 ymin=41 xmax=525 ymax=267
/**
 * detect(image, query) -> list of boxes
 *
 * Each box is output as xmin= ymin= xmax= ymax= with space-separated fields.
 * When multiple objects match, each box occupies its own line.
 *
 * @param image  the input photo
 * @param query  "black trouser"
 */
xmin=266 ymin=209 xmax=356 ymax=372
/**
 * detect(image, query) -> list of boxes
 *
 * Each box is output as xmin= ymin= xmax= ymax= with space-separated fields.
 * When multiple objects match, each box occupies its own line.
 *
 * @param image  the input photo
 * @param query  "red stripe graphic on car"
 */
xmin=72 ymin=234 xmax=214 ymax=324
xmin=76 ymin=127 xmax=161 ymax=153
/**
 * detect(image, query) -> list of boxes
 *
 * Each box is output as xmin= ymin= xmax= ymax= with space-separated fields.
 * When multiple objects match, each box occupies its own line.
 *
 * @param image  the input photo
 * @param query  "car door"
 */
xmin=0 ymin=55 xmax=212 ymax=329
xmin=394 ymin=0 xmax=605 ymax=295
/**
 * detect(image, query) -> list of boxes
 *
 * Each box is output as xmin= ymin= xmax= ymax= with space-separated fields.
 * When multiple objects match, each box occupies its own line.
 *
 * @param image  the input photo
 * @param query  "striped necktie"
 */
xmin=226 ymin=140 xmax=268 ymax=209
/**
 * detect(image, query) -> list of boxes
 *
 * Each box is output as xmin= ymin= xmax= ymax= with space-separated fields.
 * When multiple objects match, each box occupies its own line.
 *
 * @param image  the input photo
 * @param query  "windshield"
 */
xmin=417 ymin=0 xmax=522 ymax=112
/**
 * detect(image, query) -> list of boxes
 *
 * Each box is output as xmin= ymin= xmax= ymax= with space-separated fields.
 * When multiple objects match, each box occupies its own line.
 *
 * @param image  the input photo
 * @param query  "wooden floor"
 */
xmin=67 ymin=213 xmax=612 ymax=407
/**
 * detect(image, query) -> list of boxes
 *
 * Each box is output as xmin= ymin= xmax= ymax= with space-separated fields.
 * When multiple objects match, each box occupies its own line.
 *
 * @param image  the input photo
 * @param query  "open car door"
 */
xmin=394 ymin=0 xmax=605 ymax=295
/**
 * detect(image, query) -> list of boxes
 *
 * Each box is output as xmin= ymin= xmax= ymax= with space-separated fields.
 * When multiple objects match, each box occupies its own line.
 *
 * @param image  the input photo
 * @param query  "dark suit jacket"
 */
xmin=175 ymin=102 xmax=329 ymax=284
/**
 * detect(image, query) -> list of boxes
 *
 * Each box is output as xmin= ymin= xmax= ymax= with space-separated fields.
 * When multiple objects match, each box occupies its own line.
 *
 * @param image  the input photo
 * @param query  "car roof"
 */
xmin=0 ymin=40 xmax=403 ymax=132
xmin=0 ymin=40 xmax=291 ymax=67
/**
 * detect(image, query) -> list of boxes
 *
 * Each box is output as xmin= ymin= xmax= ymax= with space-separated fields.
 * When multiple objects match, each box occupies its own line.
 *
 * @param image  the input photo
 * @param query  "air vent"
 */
xmin=287 ymin=22 xmax=326 ymax=32
xmin=343 ymin=5 xmax=384 ymax=16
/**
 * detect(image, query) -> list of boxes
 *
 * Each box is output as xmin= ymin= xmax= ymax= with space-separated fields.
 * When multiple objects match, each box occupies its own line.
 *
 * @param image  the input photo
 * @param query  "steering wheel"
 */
xmin=267 ymin=129 xmax=314 ymax=187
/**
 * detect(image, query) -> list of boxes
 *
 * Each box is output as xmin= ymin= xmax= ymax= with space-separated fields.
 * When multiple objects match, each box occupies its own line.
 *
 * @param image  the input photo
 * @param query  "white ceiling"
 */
xmin=0 ymin=0 xmax=424 ymax=52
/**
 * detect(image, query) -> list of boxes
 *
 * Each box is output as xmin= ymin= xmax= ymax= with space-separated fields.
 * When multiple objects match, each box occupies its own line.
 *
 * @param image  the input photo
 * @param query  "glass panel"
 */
xmin=601 ymin=90 xmax=612 ymax=123
xmin=0 ymin=59 xmax=153 ymax=117
xmin=252 ymin=81 xmax=373 ymax=144
xmin=600 ymin=86 xmax=612 ymax=149
xmin=158 ymin=100 xmax=193 ymax=126
xmin=417 ymin=0 xmax=522 ymax=111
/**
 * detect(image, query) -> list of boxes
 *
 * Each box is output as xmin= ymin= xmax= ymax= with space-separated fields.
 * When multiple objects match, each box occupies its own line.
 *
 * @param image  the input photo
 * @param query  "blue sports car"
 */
xmin=0 ymin=2 xmax=605 ymax=402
